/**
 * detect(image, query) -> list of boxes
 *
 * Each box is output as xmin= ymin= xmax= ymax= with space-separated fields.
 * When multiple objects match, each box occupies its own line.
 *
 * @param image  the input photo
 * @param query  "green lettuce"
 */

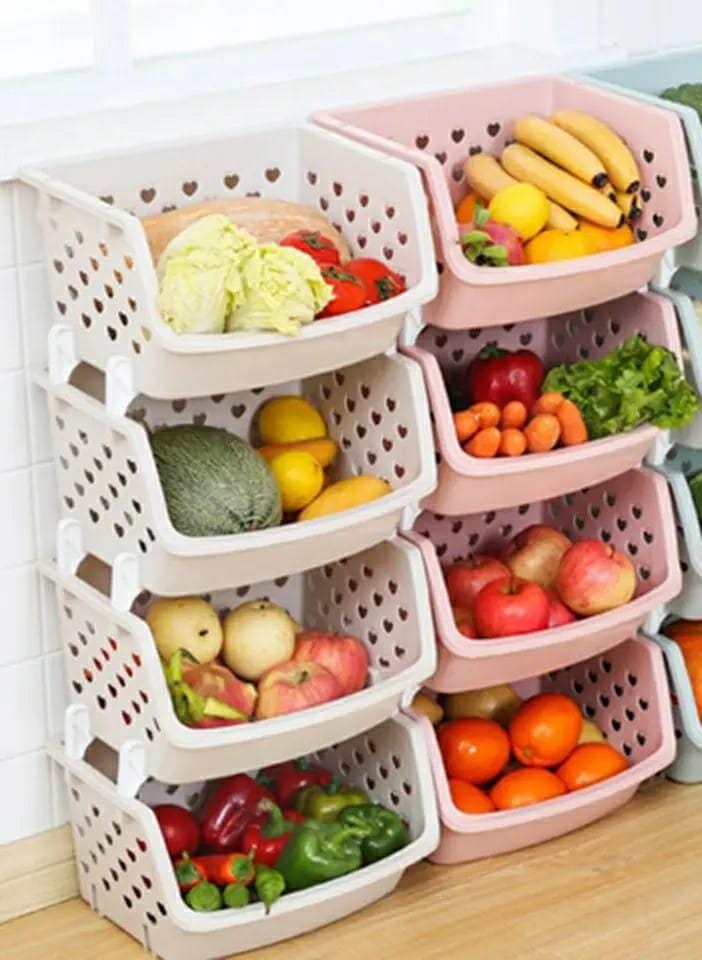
xmin=543 ymin=335 xmax=699 ymax=438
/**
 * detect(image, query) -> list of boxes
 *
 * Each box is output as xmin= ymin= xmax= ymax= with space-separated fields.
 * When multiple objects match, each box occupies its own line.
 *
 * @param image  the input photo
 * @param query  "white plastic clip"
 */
xmin=65 ymin=704 xmax=92 ymax=760
xmin=48 ymin=324 xmax=77 ymax=385
xmin=399 ymin=308 xmax=424 ymax=349
xmin=111 ymin=553 xmax=140 ymax=611
xmin=118 ymin=741 xmax=147 ymax=799
xmin=400 ymin=502 xmax=421 ymax=532
xmin=105 ymin=355 xmax=135 ymax=416
xmin=56 ymin=518 xmax=84 ymax=574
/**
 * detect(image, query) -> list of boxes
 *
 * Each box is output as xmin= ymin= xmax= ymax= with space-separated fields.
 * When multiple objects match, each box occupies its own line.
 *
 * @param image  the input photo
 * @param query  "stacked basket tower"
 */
xmin=20 ymin=68 xmax=702 ymax=957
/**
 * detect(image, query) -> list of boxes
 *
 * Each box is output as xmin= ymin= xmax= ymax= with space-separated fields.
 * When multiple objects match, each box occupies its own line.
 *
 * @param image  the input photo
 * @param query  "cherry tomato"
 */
xmin=279 ymin=230 xmax=340 ymax=266
xmin=318 ymin=265 xmax=367 ymax=317
xmin=345 ymin=257 xmax=406 ymax=304
xmin=153 ymin=804 xmax=200 ymax=858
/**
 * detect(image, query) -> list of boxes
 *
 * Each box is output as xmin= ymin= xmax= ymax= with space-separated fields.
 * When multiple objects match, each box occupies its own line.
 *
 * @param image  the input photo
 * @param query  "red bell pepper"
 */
xmin=174 ymin=853 xmax=208 ymax=893
xmin=191 ymin=853 xmax=255 ymax=887
xmin=466 ymin=345 xmax=545 ymax=410
xmin=199 ymin=774 xmax=273 ymax=853
xmin=242 ymin=801 xmax=305 ymax=867
xmin=258 ymin=759 xmax=333 ymax=809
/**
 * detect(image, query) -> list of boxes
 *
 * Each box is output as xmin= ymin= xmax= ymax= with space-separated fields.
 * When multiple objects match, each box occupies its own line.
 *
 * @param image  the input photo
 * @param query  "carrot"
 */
xmin=556 ymin=398 xmax=589 ymax=446
xmin=500 ymin=401 xmax=528 ymax=430
xmin=468 ymin=402 xmax=501 ymax=429
xmin=453 ymin=410 xmax=480 ymax=444
xmin=532 ymin=392 xmax=564 ymax=416
xmin=465 ymin=426 xmax=501 ymax=458
xmin=524 ymin=414 xmax=561 ymax=453
xmin=499 ymin=428 xmax=527 ymax=457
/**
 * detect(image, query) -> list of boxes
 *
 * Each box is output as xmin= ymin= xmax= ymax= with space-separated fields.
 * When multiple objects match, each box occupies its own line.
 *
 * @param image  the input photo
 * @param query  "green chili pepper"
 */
xmin=184 ymin=881 xmax=223 ymax=912
xmin=275 ymin=819 xmax=363 ymax=891
xmin=337 ymin=803 xmax=409 ymax=864
xmin=254 ymin=864 xmax=286 ymax=912
xmin=222 ymin=883 xmax=250 ymax=909
xmin=294 ymin=784 xmax=368 ymax=821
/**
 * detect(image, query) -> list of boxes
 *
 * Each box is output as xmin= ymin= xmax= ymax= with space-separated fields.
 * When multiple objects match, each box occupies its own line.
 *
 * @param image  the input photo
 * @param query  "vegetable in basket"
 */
xmin=661 ymin=83 xmax=702 ymax=120
xmin=275 ymin=819 xmax=363 ymax=891
xmin=294 ymin=783 xmax=368 ymax=821
xmin=199 ymin=773 xmax=273 ymax=852
xmin=336 ymin=804 xmax=409 ymax=864
xmin=185 ymin=881 xmax=223 ymax=912
xmin=258 ymin=758 xmax=334 ymax=808
xmin=242 ymin=801 xmax=306 ymax=867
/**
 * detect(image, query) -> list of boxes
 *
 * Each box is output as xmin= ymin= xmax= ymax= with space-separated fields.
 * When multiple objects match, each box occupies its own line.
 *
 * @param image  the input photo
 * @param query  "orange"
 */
xmin=437 ymin=717 xmax=510 ymax=786
xmin=663 ymin=619 xmax=702 ymax=641
xmin=448 ymin=779 xmax=495 ymax=814
xmin=509 ymin=692 xmax=583 ymax=767
xmin=455 ymin=191 xmax=480 ymax=225
xmin=577 ymin=220 xmax=635 ymax=253
xmin=556 ymin=742 xmax=628 ymax=791
xmin=524 ymin=228 xmax=594 ymax=264
xmin=673 ymin=635 xmax=702 ymax=718
xmin=490 ymin=768 xmax=566 ymax=810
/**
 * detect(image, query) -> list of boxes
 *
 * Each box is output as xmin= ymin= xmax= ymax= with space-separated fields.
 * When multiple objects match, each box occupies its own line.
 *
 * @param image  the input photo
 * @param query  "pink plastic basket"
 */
xmin=405 ymin=468 xmax=681 ymax=692
xmin=414 ymin=636 xmax=675 ymax=864
xmin=315 ymin=75 xmax=697 ymax=326
xmin=404 ymin=291 xmax=682 ymax=514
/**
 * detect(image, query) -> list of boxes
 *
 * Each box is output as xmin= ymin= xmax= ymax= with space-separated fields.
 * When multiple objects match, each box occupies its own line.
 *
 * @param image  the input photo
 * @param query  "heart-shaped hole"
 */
xmin=359 ymin=193 xmax=369 ymax=207
xmin=451 ymin=128 xmax=465 ymax=143
xmin=468 ymin=145 xmax=482 ymax=156
xmin=140 ymin=187 xmax=156 ymax=203
xmin=358 ymin=235 xmax=367 ymax=249
xmin=415 ymin=134 xmax=429 ymax=149
xmin=223 ymin=173 xmax=239 ymax=189
xmin=182 ymin=181 xmax=197 ymax=196
xmin=345 ymin=209 xmax=356 ymax=222
xmin=434 ymin=151 xmax=447 ymax=164
xmin=306 ymin=171 xmax=317 ymax=185
xmin=643 ymin=149 xmax=654 ymax=163
xmin=265 ymin=167 xmax=281 ymax=182
xmin=487 ymin=122 xmax=501 ymax=137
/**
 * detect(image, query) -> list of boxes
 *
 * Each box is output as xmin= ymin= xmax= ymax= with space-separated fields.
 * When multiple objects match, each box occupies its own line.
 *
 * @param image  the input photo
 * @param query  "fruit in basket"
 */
xmin=448 ymin=779 xmax=495 ymax=814
xmin=280 ymin=230 xmax=341 ymax=266
xmin=151 ymin=425 xmax=281 ymax=536
xmin=615 ymin=191 xmax=642 ymax=222
xmin=473 ymin=576 xmax=550 ymax=639
xmin=258 ymin=437 xmax=338 ymax=468
xmin=503 ymin=524 xmax=572 ymax=589
xmin=438 ymin=717 xmax=510 ymax=786
xmin=146 ymin=595 xmax=223 ymax=664
xmin=550 ymin=111 xmax=641 ymax=195
xmin=455 ymin=190 xmax=480 ymax=225
xmin=662 ymin=623 xmax=702 ymax=719
xmin=460 ymin=206 xmax=525 ymax=267
xmin=466 ymin=346 xmax=545 ymax=409
xmin=445 ymin=556 xmax=510 ymax=610
xmin=345 ymin=258 xmax=407 ymax=304
xmin=293 ymin=630 xmax=368 ymax=696
xmin=223 ymin=600 xmax=298 ymax=681
xmin=488 ymin=183 xmax=550 ymax=241
xmin=443 ymin=684 xmax=522 ymax=727
xmin=490 ymin=767 xmax=567 ymax=810
xmin=164 ymin=651 xmax=255 ymax=727
xmin=256 ymin=660 xmax=342 ymax=719
xmin=524 ymin=228 xmax=595 ymax=264
xmin=318 ymin=265 xmax=367 ymax=317
xmin=509 ymin=692 xmax=583 ymax=767
xmin=270 ymin=450 xmax=324 ymax=512
xmin=453 ymin=605 xmax=478 ymax=638
xmin=546 ymin=590 xmax=577 ymax=629
xmin=153 ymin=804 xmax=201 ymax=857
xmin=578 ymin=718 xmax=606 ymax=745
xmin=258 ymin=396 xmax=327 ymax=446
xmin=298 ymin=475 xmax=391 ymax=521
xmin=555 ymin=541 xmax=636 ymax=616
xmin=411 ymin=692 xmax=444 ymax=726
xmin=577 ymin=219 xmax=635 ymax=253
xmin=514 ymin=116 xmax=609 ymax=188
xmin=556 ymin=742 xmax=628 ymax=791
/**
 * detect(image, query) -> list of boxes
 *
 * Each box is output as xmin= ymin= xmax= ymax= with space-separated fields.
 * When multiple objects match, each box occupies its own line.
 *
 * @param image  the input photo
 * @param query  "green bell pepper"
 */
xmin=294 ymin=784 xmax=368 ymax=821
xmin=185 ymin=881 xmax=223 ymax=912
xmin=275 ymin=820 xmax=363 ymax=891
xmin=337 ymin=804 xmax=409 ymax=864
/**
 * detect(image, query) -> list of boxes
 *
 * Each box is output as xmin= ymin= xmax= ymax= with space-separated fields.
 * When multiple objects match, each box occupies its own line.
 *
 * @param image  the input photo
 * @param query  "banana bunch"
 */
xmin=464 ymin=111 xmax=642 ymax=230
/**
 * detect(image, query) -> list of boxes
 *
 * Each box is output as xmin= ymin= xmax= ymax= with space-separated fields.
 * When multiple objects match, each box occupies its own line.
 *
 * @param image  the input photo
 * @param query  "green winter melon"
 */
xmin=151 ymin=424 xmax=282 ymax=537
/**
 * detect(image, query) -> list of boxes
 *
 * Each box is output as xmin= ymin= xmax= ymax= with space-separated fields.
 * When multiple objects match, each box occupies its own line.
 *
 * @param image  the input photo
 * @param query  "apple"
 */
xmin=473 ymin=576 xmax=550 ymax=638
xmin=452 ymin=605 xmax=478 ymax=638
xmin=503 ymin=525 xmax=572 ymax=588
xmin=555 ymin=540 xmax=637 ymax=616
xmin=223 ymin=600 xmax=297 ymax=680
xmin=256 ymin=660 xmax=342 ymax=719
xmin=293 ymin=630 xmax=368 ymax=696
xmin=545 ymin=589 xmax=577 ymax=629
xmin=181 ymin=661 xmax=257 ymax=728
xmin=445 ymin=556 xmax=510 ymax=609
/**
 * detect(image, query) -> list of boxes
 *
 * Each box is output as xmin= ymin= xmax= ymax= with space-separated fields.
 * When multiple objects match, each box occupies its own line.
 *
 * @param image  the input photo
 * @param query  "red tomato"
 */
xmin=279 ymin=230 xmax=340 ymax=266
xmin=345 ymin=257 xmax=406 ymax=303
xmin=153 ymin=804 xmax=200 ymax=858
xmin=318 ymin=266 xmax=367 ymax=317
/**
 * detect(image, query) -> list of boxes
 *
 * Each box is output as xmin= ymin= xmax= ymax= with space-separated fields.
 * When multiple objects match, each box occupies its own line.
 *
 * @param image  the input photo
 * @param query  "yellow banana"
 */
xmin=599 ymin=183 xmax=617 ymax=204
xmin=501 ymin=143 xmax=624 ymax=228
xmin=514 ymin=116 xmax=608 ymax=188
xmin=550 ymin=110 xmax=641 ymax=194
xmin=616 ymin=190 xmax=643 ymax=221
xmin=464 ymin=152 xmax=578 ymax=231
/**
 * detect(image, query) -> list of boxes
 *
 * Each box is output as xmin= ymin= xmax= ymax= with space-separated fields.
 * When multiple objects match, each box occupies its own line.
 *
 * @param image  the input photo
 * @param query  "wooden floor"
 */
xmin=2 ymin=778 xmax=701 ymax=960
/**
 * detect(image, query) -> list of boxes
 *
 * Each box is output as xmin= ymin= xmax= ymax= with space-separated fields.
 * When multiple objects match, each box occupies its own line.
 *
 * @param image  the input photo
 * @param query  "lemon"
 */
xmin=489 ymin=183 xmax=550 ymax=241
xmin=258 ymin=396 xmax=327 ymax=446
xmin=270 ymin=451 xmax=324 ymax=513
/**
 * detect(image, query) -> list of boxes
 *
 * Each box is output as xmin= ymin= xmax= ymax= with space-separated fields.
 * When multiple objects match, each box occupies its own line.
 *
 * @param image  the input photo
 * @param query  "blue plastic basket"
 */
xmin=582 ymin=50 xmax=702 ymax=270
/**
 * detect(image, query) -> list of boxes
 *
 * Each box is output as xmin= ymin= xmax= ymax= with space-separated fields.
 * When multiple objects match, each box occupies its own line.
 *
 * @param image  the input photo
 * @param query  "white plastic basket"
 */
xmin=43 ymin=535 xmax=436 ymax=784
xmin=658 ymin=444 xmax=702 ymax=620
xmin=21 ymin=124 xmax=436 ymax=401
xmin=649 ymin=628 xmax=702 ymax=784
xmin=40 ymin=352 xmax=436 ymax=597
xmin=52 ymin=715 xmax=439 ymax=959
xmin=657 ymin=270 xmax=702 ymax=448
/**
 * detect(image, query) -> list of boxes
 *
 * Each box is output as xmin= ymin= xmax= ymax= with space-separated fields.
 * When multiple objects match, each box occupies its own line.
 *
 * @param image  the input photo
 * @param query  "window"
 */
xmin=0 ymin=1 xmax=93 ymax=80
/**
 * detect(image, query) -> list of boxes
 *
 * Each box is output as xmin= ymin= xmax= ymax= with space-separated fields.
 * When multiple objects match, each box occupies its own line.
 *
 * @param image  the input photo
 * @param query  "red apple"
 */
xmin=445 ymin=555 xmax=510 ymax=609
xmin=181 ymin=661 xmax=257 ymax=728
xmin=256 ymin=660 xmax=342 ymax=719
xmin=555 ymin=540 xmax=637 ymax=616
xmin=545 ymin=589 xmax=577 ymax=629
xmin=473 ymin=576 xmax=550 ymax=638
xmin=293 ymin=630 xmax=368 ymax=696
xmin=503 ymin=525 xmax=572 ymax=588
xmin=452 ymin=605 xmax=478 ymax=638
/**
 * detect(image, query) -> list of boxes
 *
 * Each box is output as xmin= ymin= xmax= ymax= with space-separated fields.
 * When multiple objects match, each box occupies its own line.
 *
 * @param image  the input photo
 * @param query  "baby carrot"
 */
xmin=556 ymin=398 xmax=589 ymax=446
xmin=524 ymin=414 xmax=561 ymax=453
xmin=500 ymin=401 xmax=528 ymax=430
xmin=465 ymin=426 xmax=501 ymax=458
xmin=469 ymin=402 xmax=501 ymax=429
xmin=453 ymin=410 xmax=480 ymax=444
xmin=532 ymin=392 xmax=564 ymax=416
xmin=499 ymin=428 xmax=527 ymax=457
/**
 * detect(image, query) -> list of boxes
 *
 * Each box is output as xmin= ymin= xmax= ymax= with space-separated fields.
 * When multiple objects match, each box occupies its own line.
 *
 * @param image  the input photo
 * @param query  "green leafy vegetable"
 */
xmin=543 ymin=335 xmax=699 ymax=439
xmin=661 ymin=83 xmax=702 ymax=121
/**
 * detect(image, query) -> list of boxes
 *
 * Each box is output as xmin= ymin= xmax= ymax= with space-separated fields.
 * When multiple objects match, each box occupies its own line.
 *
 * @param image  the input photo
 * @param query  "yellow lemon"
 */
xmin=258 ymin=396 xmax=327 ymax=445
xmin=270 ymin=451 xmax=324 ymax=513
xmin=489 ymin=183 xmax=550 ymax=240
